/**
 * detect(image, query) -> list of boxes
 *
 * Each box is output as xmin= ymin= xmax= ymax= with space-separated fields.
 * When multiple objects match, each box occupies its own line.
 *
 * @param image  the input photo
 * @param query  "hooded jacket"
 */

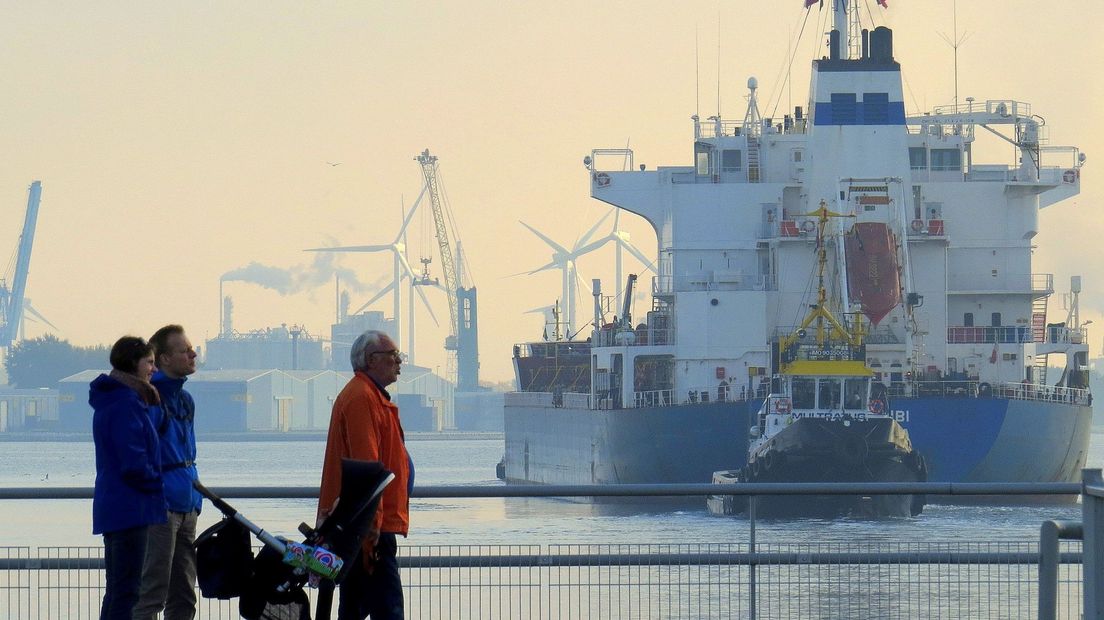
xmin=90 ymin=373 xmax=167 ymax=535
xmin=150 ymin=370 xmax=202 ymax=514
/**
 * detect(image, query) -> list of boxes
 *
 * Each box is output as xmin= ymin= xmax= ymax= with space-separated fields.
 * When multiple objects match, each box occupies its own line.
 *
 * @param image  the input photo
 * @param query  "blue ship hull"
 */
xmin=503 ymin=397 xmax=1091 ymax=494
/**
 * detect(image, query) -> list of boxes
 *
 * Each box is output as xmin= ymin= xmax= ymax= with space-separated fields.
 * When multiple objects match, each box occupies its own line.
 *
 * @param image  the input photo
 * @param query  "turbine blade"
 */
xmin=23 ymin=302 xmax=58 ymax=330
xmin=572 ymin=235 xmax=614 ymax=258
xmin=517 ymin=259 xmax=562 ymax=276
xmin=519 ymin=221 xmax=568 ymax=254
xmin=620 ymin=240 xmax=658 ymax=273
xmin=350 ymin=282 xmax=396 ymax=315
xmin=412 ymin=282 xmax=440 ymax=327
xmin=395 ymin=184 xmax=430 ymax=242
xmin=575 ymin=210 xmax=613 ymax=249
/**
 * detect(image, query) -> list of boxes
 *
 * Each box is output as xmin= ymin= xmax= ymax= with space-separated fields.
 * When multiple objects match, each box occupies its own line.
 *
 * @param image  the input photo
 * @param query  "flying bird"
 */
xmin=326 ymin=161 xmax=342 ymax=167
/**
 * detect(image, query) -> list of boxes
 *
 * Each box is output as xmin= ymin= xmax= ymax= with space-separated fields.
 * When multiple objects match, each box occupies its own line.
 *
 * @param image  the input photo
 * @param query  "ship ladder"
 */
xmin=747 ymin=136 xmax=761 ymax=183
xmin=1031 ymin=295 xmax=1049 ymax=385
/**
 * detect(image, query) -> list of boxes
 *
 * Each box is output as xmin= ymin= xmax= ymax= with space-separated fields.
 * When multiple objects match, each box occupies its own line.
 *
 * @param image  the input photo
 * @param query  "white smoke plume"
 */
xmin=221 ymin=252 xmax=379 ymax=295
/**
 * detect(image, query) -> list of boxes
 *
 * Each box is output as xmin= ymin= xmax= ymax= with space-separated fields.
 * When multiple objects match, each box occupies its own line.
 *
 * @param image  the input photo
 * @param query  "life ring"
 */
xmin=1063 ymin=169 xmax=1078 ymax=184
xmin=593 ymin=172 xmax=611 ymax=187
xmin=868 ymin=398 xmax=885 ymax=415
xmin=801 ymin=220 xmax=816 ymax=234
xmin=910 ymin=219 xmax=924 ymax=232
xmin=774 ymin=398 xmax=792 ymax=414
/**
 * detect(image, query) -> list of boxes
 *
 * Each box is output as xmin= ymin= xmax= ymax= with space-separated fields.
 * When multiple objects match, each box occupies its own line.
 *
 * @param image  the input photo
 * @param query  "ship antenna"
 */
xmin=716 ymin=16 xmax=721 ymax=120
xmin=695 ymin=26 xmax=700 ymax=119
xmin=938 ymin=0 xmax=971 ymax=112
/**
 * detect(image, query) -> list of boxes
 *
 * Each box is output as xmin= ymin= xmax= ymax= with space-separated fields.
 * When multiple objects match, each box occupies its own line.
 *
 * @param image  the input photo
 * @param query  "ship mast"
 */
xmin=778 ymin=202 xmax=864 ymax=354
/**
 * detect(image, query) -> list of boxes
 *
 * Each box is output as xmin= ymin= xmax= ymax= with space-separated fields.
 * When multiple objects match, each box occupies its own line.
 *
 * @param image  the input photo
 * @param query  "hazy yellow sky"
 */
xmin=1 ymin=0 xmax=1101 ymax=383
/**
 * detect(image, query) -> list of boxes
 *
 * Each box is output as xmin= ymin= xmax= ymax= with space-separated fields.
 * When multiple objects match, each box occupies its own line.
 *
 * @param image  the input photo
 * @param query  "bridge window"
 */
xmin=817 ymin=379 xmax=841 ymax=409
xmin=991 ymin=312 xmax=1002 ymax=327
xmin=722 ymin=149 xmax=742 ymax=172
xmin=964 ymin=312 xmax=974 ymax=327
xmin=909 ymin=148 xmax=927 ymax=170
xmin=792 ymin=378 xmax=815 ymax=409
xmin=844 ymin=379 xmax=866 ymax=411
xmin=931 ymin=148 xmax=962 ymax=172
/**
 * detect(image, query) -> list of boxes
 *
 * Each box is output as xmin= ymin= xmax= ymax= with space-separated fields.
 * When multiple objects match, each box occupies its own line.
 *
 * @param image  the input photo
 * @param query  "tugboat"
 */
xmin=708 ymin=204 xmax=927 ymax=518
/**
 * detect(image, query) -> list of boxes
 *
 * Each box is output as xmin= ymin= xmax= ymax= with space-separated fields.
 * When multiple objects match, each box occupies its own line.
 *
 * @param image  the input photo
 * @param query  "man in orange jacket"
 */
xmin=318 ymin=330 xmax=412 ymax=620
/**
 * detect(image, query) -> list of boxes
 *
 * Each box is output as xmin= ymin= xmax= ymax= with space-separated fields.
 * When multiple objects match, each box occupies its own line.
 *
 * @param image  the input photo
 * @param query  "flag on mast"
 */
xmin=878 ymin=0 xmax=888 ymax=7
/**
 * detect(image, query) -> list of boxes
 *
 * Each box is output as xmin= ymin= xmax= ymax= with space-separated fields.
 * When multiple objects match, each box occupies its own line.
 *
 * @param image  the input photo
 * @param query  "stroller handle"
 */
xmin=193 ymin=479 xmax=238 ymax=517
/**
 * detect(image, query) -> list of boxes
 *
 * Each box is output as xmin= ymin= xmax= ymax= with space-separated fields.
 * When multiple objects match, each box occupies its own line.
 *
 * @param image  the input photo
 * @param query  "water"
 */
xmin=2 ymin=432 xmax=1102 ymax=550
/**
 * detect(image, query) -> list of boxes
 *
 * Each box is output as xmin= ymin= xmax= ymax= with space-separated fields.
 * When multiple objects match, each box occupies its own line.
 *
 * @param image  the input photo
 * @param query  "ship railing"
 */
xmin=512 ymin=341 xmax=591 ymax=359
xmin=994 ymin=382 xmax=1090 ymax=405
xmin=592 ymin=327 xmax=676 ymax=347
xmin=677 ymin=385 xmax=744 ymax=406
xmin=692 ymin=117 xmax=750 ymax=139
xmin=586 ymin=148 xmax=634 ymax=172
xmin=4 ymin=476 xmax=1102 ymax=620
xmin=948 ymin=271 xmax=1051 ymax=293
xmin=1039 ymin=145 xmax=1083 ymax=171
xmin=883 ymin=380 xmax=1090 ymax=406
xmin=654 ymin=272 xmax=774 ymax=293
xmin=947 ymin=326 xmax=1033 ymax=344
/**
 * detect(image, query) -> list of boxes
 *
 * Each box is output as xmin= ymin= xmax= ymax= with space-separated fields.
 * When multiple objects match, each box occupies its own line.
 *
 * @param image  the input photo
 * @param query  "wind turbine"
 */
xmin=306 ymin=186 xmax=438 ymax=351
xmin=519 ymin=213 xmax=612 ymax=337
xmin=573 ymin=209 xmax=657 ymax=311
xmin=18 ymin=299 xmax=58 ymax=339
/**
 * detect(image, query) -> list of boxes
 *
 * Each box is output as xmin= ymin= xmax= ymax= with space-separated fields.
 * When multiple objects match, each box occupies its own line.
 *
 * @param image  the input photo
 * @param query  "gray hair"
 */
xmin=350 ymin=330 xmax=388 ymax=372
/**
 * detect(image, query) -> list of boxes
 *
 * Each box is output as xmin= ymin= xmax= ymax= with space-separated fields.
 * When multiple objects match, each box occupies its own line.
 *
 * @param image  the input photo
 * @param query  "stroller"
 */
xmin=193 ymin=458 xmax=395 ymax=620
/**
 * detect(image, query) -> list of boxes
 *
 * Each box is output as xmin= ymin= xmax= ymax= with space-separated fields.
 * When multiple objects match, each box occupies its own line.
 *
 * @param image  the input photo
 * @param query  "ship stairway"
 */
xmin=1032 ymin=295 xmax=1048 ymax=384
xmin=747 ymin=136 xmax=761 ymax=183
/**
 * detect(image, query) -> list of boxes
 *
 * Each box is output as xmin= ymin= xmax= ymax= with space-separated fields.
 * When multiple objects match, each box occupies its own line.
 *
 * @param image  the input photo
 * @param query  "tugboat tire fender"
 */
xmin=763 ymin=451 xmax=775 ymax=471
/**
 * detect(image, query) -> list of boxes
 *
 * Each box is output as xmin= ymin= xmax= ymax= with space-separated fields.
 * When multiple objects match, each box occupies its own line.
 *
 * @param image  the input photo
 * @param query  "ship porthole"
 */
xmin=710 ymin=298 xmax=719 ymax=306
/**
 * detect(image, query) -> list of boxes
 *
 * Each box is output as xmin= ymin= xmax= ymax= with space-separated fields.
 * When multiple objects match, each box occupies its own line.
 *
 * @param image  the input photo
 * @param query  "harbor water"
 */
xmin=3 ymin=431 xmax=1102 ymax=551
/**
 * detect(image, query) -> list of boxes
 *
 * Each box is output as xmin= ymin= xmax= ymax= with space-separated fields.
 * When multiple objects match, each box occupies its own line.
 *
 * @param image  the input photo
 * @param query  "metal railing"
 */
xmin=1 ymin=480 xmax=1096 ymax=619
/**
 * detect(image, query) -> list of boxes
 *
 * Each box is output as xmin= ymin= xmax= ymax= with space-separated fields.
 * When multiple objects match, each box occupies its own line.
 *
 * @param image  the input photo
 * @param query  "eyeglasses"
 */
xmin=369 ymin=349 xmax=402 ymax=362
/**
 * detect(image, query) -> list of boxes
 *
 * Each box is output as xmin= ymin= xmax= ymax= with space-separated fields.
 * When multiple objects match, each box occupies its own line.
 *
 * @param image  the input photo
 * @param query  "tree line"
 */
xmin=4 ymin=335 xmax=110 ymax=388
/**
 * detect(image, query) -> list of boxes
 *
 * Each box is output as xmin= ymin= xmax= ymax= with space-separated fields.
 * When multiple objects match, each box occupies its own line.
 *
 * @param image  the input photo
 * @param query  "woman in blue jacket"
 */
xmin=91 ymin=336 xmax=167 ymax=620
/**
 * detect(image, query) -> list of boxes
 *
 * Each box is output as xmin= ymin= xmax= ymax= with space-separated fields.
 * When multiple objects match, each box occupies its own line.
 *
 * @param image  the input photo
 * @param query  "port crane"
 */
xmin=415 ymin=150 xmax=480 ymax=392
xmin=0 ymin=181 xmax=44 ymax=350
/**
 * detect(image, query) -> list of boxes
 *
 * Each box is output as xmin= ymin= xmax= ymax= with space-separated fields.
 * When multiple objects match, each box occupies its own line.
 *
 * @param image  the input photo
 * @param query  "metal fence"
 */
xmin=1 ymin=479 xmax=1098 ymax=620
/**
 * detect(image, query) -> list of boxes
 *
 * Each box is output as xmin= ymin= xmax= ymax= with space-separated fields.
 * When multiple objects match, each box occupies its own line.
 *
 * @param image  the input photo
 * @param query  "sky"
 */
xmin=1 ymin=0 xmax=1102 ymax=384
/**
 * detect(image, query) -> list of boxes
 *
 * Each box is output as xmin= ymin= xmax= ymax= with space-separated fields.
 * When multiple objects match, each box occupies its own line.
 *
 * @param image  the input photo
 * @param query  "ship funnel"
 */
xmin=870 ymin=27 xmax=893 ymax=62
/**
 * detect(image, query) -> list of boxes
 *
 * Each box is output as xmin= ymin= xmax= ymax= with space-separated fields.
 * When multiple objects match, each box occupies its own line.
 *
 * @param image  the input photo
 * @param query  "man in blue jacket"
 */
xmin=134 ymin=324 xmax=201 ymax=620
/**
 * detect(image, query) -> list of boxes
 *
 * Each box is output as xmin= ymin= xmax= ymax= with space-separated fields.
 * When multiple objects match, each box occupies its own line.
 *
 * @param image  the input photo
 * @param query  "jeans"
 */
xmin=133 ymin=510 xmax=198 ymax=620
xmin=100 ymin=526 xmax=148 ymax=620
xmin=338 ymin=533 xmax=404 ymax=620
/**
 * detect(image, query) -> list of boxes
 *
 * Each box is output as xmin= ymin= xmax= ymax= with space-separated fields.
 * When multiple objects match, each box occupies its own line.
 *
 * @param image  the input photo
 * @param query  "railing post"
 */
xmin=1039 ymin=519 xmax=1082 ymax=620
xmin=1040 ymin=520 xmax=1060 ymax=620
xmin=1083 ymin=469 xmax=1104 ymax=619
xmin=748 ymin=495 xmax=757 ymax=620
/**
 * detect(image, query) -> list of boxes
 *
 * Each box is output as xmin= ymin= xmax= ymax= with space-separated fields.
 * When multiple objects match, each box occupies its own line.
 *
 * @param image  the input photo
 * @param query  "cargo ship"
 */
xmin=503 ymin=1 xmax=1091 ymax=500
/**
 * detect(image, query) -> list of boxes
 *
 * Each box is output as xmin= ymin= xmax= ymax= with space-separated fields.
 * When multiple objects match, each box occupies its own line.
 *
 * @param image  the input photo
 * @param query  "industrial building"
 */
xmin=205 ymin=325 xmax=325 ymax=371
